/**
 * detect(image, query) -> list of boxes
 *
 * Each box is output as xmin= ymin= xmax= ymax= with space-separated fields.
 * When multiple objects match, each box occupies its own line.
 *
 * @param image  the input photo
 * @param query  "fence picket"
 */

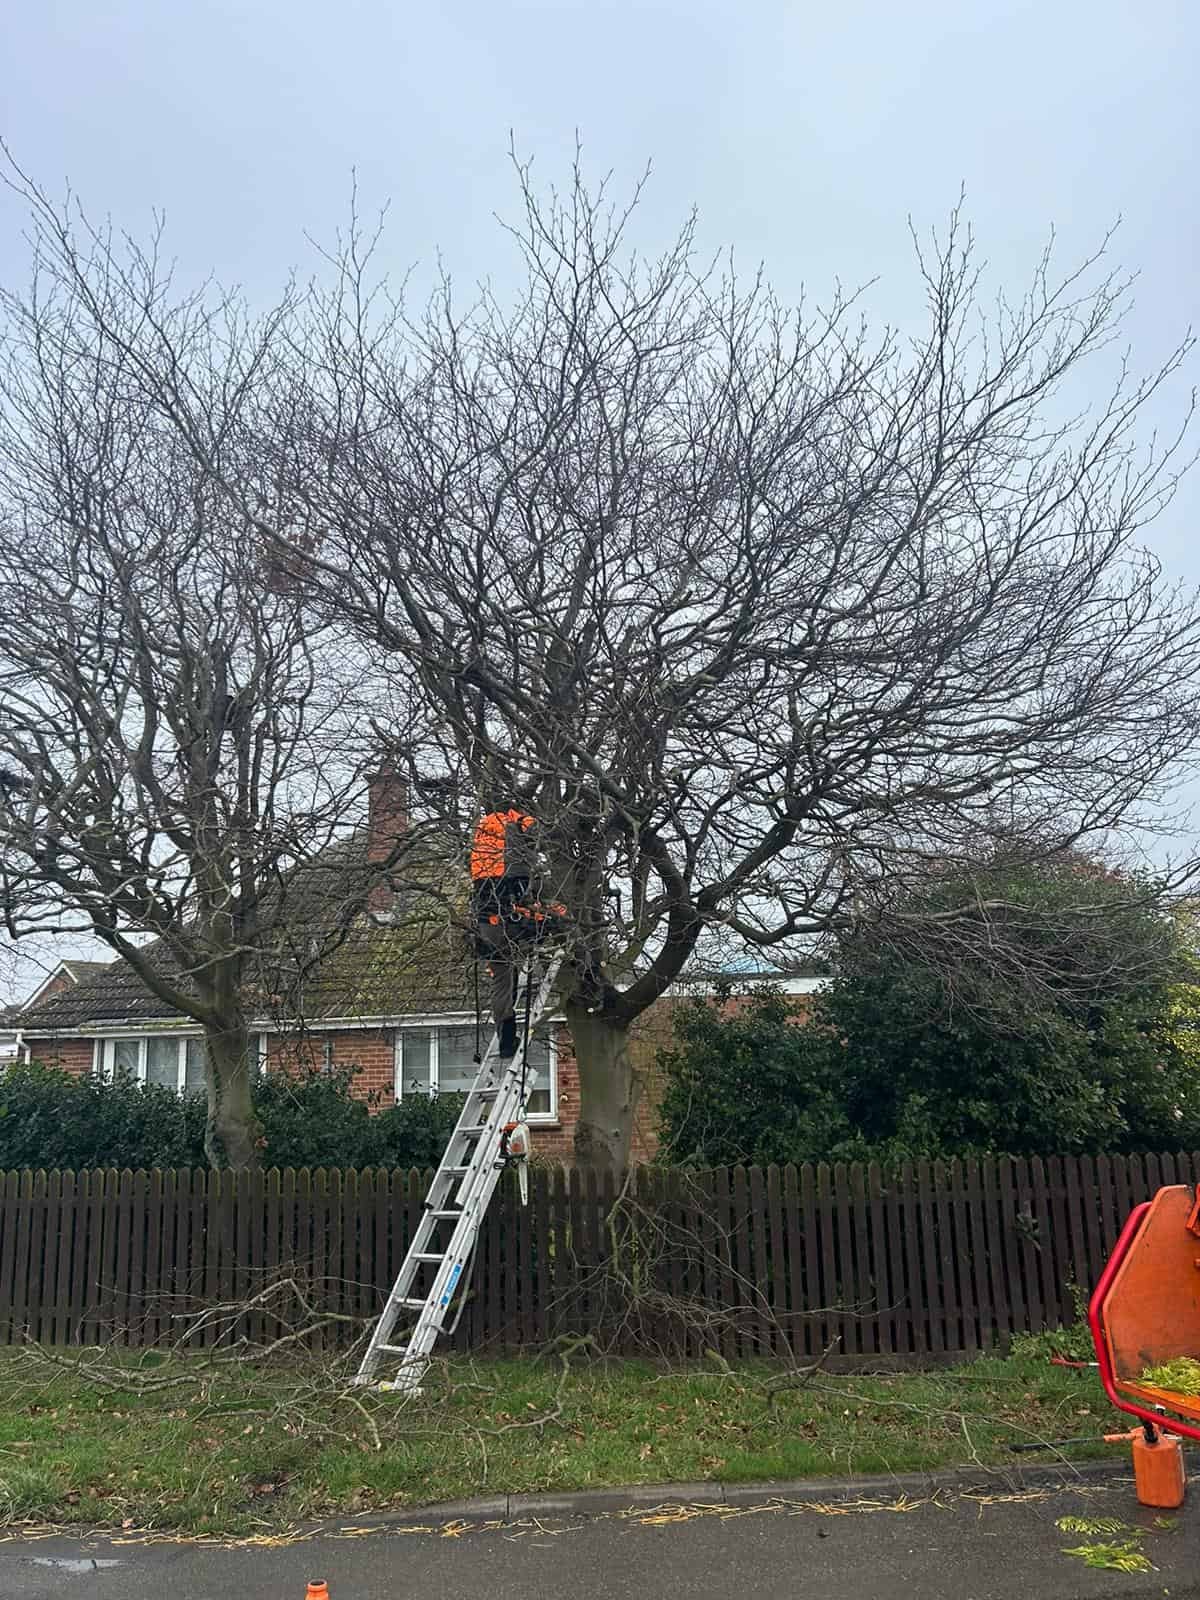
xmin=551 ymin=1165 xmax=571 ymax=1343
xmin=10 ymin=1171 xmax=35 ymax=1344
xmin=144 ymin=1171 xmax=164 ymax=1348
xmin=915 ymin=1161 xmax=945 ymax=1356
xmin=766 ymin=1166 xmax=786 ymax=1361
xmin=54 ymin=1171 xmax=77 ymax=1344
xmin=1089 ymin=1155 xmax=1115 ymax=1283
xmin=1013 ymin=1159 xmax=1044 ymax=1334
xmin=946 ymin=1161 xmax=977 ymax=1356
xmin=1109 ymin=1154 xmax=1134 ymax=1251
xmin=1042 ymin=1157 xmax=1072 ymax=1327
xmin=932 ymin=1160 xmax=958 ymax=1354
xmin=37 ymin=1172 xmax=61 ymax=1347
xmin=962 ymin=1159 xmax=994 ymax=1349
xmin=0 ymin=1153 xmax=1194 ymax=1360
xmin=128 ymin=1170 xmax=150 ymax=1345
xmin=713 ymin=1165 xmax=737 ymax=1361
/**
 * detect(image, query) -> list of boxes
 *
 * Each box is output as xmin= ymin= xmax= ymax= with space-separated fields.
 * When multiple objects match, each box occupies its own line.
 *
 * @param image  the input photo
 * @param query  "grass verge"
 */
xmin=0 ymin=1343 xmax=1126 ymax=1536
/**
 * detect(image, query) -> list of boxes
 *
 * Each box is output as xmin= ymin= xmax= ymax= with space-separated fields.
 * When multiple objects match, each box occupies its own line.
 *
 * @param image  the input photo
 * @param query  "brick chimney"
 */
xmin=366 ymin=770 xmax=408 ymax=915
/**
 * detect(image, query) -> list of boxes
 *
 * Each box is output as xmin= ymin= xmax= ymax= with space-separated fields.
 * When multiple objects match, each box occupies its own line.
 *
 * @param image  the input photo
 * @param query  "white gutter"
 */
xmin=21 ymin=978 xmax=819 ymax=1041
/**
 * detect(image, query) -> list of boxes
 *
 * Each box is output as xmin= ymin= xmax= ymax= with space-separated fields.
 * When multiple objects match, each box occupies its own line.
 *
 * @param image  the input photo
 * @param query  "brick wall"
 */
xmin=33 ymin=970 xmax=75 ymax=1004
xmin=22 ymin=1037 xmax=95 ymax=1075
xmin=533 ymin=1025 xmax=579 ymax=1162
xmin=262 ymin=1028 xmax=398 ymax=1106
xmin=23 ymin=988 xmax=814 ymax=1164
xmin=262 ymin=1024 xmax=588 ymax=1157
xmin=260 ymin=992 xmax=812 ymax=1163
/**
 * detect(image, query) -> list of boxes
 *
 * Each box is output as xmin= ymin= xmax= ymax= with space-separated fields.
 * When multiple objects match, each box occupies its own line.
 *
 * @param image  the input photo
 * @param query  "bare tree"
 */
xmin=4 ymin=156 xmax=1198 ymax=1176
xmin=275 ymin=164 xmax=1200 ymax=1171
xmin=0 ymin=188 xmax=418 ymax=1165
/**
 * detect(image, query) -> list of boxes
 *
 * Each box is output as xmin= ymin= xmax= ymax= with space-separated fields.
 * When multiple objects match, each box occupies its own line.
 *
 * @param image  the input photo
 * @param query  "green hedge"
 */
xmin=0 ymin=1060 xmax=464 ymax=1170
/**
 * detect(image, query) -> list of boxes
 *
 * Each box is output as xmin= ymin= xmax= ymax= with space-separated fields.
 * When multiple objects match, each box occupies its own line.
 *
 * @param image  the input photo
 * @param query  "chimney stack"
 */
xmin=366 ymin=770 xmax=408 ymax=914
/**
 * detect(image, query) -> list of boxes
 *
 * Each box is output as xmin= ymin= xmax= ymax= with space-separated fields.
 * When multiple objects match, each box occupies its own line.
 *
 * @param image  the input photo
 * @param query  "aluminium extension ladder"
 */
xmin=354 ymin=953 xmax=563 ymax=1391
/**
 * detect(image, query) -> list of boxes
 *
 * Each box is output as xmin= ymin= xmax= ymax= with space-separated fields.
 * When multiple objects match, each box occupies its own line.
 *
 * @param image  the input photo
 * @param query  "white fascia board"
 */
xmin=664 ymin=974 xmax=824 ymax=997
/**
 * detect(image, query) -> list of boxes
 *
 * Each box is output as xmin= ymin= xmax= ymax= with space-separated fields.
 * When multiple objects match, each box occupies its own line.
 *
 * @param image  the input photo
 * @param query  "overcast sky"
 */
xmin=2 ymin=0 xmax=1197 ymax=996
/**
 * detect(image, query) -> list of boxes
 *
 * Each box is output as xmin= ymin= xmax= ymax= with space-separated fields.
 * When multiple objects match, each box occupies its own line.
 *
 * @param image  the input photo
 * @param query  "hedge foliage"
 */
xmin=657 ymin=859 xmax=1200 ymax=1167
xmin=0 ymin=1061 xmax=464 ymax=1170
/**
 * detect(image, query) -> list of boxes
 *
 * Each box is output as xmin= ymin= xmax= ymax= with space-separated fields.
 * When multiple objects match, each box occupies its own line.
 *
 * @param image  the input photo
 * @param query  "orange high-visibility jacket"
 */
xmin=470 ymin=808 xmax=536 ymax=881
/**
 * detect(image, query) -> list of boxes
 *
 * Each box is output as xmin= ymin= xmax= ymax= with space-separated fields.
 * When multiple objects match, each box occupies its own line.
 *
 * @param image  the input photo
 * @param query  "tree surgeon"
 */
xmin=469 ymin=803 xmax=565 ymax=1055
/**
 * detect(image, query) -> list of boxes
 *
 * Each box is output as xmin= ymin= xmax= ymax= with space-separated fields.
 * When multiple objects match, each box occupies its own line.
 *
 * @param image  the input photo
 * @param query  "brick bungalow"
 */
xmin=11 ymin=781 xmax=819 ymax=1161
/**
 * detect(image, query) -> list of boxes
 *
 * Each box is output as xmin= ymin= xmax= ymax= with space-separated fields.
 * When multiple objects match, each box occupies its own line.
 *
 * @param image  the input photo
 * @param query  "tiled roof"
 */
xmin=15 ymin=828 xmax=825 ymax=1036
xmin=61 ymin=960 xmax=111 ymax=982
xmin=18 ymin=828 xmax=474 ymax=1032
xmin=280 ymin=919 xmax=477 ymax=1020
xmin=18 ymin=948 xmax=180 ymax=1029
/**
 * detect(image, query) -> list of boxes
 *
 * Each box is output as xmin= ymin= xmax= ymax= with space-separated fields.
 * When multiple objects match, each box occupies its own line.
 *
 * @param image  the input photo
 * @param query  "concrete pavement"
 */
xmin=1 ymin=1477 xmax=1197 ymax=1600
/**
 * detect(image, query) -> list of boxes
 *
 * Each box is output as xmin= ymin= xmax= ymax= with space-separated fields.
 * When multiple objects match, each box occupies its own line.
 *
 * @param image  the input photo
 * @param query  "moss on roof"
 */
xmin=290 ymin=918 xmax=476 ymax=1018
xmin=19 ymin=827 xmax=476 ymax=1031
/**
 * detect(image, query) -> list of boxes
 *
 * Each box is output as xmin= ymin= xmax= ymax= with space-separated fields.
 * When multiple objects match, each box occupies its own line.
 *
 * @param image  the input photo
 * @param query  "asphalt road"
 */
xmin=2 ymin=1480 xmax=1197 ymax=1600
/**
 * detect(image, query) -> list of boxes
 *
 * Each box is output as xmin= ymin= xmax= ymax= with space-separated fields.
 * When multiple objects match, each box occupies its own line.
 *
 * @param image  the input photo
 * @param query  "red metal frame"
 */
xmin=1088 ymin=1200 xmax=1200 ymax=1443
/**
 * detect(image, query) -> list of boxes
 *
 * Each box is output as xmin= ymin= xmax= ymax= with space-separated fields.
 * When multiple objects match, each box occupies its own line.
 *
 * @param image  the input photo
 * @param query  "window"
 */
xmin=437 ymin=1026 xmax=480 ymax=1097
xmin=92 ymin=1034 xmax=244 ymax=1096
xmin=184 ymin=1039 xmax=207 ymax=1095
xmin=522 ymin=1032 xmax=553 ymax=1118
xmin=146 ymin=1037 xmax=182 ymax=1089
xmin=395 ymin=1024 xmax=557 ymax=1121
xmin=111 ymin=1037 xmax=141 ymax=1077
xmin=398 ymin=1030 xmax=431 ymax=1095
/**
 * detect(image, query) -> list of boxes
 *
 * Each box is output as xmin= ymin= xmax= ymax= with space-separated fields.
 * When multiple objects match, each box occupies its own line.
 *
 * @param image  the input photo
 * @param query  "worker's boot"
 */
xmin=498 ymin=1016 xmax=518 ymax=1058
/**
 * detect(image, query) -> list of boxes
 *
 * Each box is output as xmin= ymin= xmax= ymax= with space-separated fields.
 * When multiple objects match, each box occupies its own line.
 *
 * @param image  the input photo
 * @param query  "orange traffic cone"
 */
xmin=306 ymin=1584 xmax=329 ymax=1600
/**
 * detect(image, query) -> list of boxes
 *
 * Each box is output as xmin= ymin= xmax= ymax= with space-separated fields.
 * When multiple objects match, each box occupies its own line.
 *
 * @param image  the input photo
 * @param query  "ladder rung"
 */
xmin=354 ymin=950 xmax=563 ymax=1389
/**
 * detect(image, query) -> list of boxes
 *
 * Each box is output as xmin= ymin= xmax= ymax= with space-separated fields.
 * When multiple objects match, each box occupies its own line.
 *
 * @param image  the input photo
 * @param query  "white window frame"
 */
xmin=393 ymin=1023 xmax=558 ymax=1123
xmin=91 ymin=1033 xmax=262 ymax=1093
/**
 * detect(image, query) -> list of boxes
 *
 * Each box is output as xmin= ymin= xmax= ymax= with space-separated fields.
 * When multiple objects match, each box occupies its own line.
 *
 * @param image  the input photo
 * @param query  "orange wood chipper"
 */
xmin=1089 ymin=1184 xmax=1200 ymax=1505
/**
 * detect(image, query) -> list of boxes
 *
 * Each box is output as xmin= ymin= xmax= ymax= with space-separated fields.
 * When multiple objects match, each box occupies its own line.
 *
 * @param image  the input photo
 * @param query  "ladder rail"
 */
xmin=354 ymin=953 xmax=561 ymax=1388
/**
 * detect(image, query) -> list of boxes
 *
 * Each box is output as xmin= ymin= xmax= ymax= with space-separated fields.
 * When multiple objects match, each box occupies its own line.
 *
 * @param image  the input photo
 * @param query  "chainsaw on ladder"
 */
xmin=354 ymin=951 xmax=562 ymax=1391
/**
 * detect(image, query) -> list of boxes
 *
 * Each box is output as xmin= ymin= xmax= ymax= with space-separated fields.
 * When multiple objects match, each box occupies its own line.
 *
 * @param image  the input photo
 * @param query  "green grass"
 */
xmin=0 ymin=1343 xmax=1126 ymax=1536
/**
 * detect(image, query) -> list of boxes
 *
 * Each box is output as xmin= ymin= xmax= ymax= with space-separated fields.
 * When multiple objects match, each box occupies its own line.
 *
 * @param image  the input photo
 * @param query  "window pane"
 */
xmin=523 ymin=1031 xmax=552 ymax=1117
xmin=400 ymin=1032 xmax=432 ymax=1096
xmin=184 ymin=1038 xmax=207 ymax=1095
xmin=146 ymin=1037 xmax=180 ymax=1090
xmin=437 ymin=1026 xmax=478 ymax=1096
xmin=111 ymin=1038 xmax=141 ymax=1078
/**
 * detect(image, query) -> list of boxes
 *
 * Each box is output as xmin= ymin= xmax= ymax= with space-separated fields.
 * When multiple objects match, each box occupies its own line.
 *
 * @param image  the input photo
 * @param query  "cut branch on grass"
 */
xmin=166 ymin=1275 xmax=372 ymax=1359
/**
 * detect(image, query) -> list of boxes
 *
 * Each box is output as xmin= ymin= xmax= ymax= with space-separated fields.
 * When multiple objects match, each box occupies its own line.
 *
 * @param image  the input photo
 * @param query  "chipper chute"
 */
xmin=1089 ymin=1183 xmax=1200 ymax=1441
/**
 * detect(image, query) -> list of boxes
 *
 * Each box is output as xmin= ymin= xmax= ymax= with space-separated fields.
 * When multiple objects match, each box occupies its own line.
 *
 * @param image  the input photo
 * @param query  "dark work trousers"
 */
xmin=476 ymin=916 xmax=519 ymax=1034
xmin=472 ymin=877 xmax=531 ymax=1033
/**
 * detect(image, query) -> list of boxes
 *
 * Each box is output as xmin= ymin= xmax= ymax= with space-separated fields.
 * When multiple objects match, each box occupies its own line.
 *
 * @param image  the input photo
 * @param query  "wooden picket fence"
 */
xmin=0 ymin=1153 xmax=1195 ymax=1364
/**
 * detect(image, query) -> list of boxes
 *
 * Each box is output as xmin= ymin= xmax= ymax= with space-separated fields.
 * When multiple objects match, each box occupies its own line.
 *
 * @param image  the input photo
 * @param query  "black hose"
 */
xmin=1007 ymin=1437 xmax=1105 ymax=1453
xmin=519 ymin=958 xmax=534 ymax=1109
xmin=473 ymin=959 xmax=482 ymax=1064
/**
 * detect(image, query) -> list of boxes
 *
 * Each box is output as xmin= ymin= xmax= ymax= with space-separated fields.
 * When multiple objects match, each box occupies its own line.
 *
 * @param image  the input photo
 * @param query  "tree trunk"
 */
xmin=565 ymin=1003 xmax=640 ymax=1175
xmin=203 ymin=1021 xmax=263 ymax=1168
